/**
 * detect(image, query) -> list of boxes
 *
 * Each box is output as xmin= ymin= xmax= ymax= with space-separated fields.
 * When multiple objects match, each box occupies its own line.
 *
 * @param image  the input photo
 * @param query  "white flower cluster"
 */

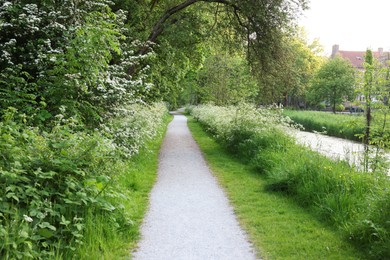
xmin=103 ymin=102 xmax=168 ymax=158
xmin=191 ymin=103 xmax=297 ymax=142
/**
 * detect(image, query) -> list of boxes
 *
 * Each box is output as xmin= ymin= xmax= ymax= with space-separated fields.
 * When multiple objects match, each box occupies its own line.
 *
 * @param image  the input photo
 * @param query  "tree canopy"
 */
xmin=308 ymin=56 xmax=356 ymax=113
xmin=113 ymin=0 xmax=310 ymax=106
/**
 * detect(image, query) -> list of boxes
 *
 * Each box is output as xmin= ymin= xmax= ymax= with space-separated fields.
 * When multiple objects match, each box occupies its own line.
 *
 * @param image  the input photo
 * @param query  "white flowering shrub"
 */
xmin=103 ymin=102 xmax=168 ymax=158
xmin=192 ymin=103 xmax=296 ymax=155
xmin=0 ymin=0 xmax=152 ymax=127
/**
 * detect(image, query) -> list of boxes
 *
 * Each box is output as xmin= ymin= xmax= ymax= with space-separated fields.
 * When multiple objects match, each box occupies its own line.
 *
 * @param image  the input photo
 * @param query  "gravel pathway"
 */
xmin=133 ymin=114 xmax=257 ymax=260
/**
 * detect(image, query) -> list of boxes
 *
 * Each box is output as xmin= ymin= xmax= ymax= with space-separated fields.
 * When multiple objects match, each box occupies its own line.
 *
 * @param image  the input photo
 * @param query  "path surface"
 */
xmin=133 ymin=114 xmax=257 ymax=260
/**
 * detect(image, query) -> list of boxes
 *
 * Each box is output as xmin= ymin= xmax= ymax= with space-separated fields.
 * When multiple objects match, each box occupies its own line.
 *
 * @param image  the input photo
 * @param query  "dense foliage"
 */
xmin=307 ymin=56 xmax=356 ymax=112
xmin=0 ymin=0 xmax=330 ymax=258
xmin=0 ymin=0 xmax=142 ymax=126
xmin=191 ymin=104 xmax=389 ymax=259
xmin=256 ymin=30 xmax=324 ymax=106
xmin=109 ymin=0 xmax=312 ymax=106
xmin=187 ymin=52 xmax=258 ymax=105
xmin=0 ymin=103 xmax=168 ymax=258
xmin=0 ymin=1 xmax=172 ymax=257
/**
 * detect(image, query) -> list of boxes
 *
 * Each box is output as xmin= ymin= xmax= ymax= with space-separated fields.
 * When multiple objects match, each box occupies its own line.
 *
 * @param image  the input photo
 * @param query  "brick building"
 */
xmin=331 ymin=44 xmax=389 ymax=70
xmin=330 ymin=45 xmax=390 ymax=109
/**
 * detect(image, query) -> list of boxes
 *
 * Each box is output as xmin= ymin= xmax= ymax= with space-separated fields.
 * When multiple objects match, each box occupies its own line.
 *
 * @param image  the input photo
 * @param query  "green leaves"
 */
xmin=308 ymin=57 xmax=355 ymax=112
xmin=194 ymin=52 xmax=258 ymax=105
xmin=0 ymin=102 xmax=168 ymax=258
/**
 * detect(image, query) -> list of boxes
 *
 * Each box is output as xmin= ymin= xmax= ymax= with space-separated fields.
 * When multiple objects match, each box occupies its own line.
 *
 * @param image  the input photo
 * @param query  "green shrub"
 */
xmin=184 ymin=105 xmax=194 ymax=115
xmin=318 ymin=103 xmax=326 ymax=110
xmin=0 ymin=103 xmax=168 ymax=258
xmin=336 ymin=104 xmax=345 ymax=111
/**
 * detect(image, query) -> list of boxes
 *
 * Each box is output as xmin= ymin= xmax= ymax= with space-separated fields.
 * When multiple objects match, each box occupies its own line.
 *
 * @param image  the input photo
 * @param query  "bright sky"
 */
xmin=299 ymin=0 xmax=390 ymax=55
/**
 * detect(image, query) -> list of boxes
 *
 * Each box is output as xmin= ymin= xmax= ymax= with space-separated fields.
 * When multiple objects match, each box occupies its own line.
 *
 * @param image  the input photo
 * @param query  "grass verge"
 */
xmin=283 ymin=110 xmax=364 ymax=141
xmin=188 ymin=117 xmax=368 ymax=260
xmin=76 ymin=114 xmax=173 ymax=259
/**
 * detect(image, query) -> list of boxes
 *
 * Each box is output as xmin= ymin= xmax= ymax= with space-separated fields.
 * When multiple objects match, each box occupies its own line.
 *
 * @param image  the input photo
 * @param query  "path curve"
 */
xmin=133 ymin=114 xmax=258 ymax=260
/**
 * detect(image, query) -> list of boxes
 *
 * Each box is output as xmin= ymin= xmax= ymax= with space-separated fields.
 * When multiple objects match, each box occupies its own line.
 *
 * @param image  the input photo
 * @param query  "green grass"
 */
xmin=76 ymin=115 xmax=173 ymax=259
xmin=188 ymin=117 xmax=369 ymax=260
xmin=283 ymin=110 xmax=364 ymax=141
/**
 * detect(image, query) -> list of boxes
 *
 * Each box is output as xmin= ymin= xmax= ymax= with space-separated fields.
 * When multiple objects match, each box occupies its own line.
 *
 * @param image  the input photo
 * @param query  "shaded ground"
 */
xmin=132 ymin=114 xmax=257 ymax=260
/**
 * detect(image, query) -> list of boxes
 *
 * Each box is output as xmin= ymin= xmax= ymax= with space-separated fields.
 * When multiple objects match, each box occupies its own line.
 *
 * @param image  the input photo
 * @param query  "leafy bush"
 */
xmin=336 ymin=104 xmax=345 ymax=111
xmin=0 ymin=103 xmax=168 ymax=258
xmin=192 ymin=103 xmax=295 ymax=151
xmin=318 ymin=102 xmax=326 ymax=110
xmin=103 ymin=103 xmax=169 ymax=158
xmin=0 ymin=1 xmax=150 ymax=128
xmin=191 ymin=104 xmax=389 ymax=259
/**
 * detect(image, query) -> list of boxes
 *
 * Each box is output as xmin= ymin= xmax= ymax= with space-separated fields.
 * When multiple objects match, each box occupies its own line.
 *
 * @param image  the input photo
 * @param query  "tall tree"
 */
xmin=308 ymin=56 xmax=355 ymax=113
xmin=363 ymin=49 xmax=374 ymax=155
xmin=195 ymin=52 xmax=258 ymax=105
xmin=112 ymin=0 xmax=308 ymax=76
xmin=360 ymin=49 xmax=389 ymax=172
xmin=254 ymin=32 xmax=323 ymax=106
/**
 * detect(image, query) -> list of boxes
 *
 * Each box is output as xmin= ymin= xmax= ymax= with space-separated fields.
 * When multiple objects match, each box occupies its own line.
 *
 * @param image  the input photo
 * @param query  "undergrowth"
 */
xmin=0 ymin=103 xmax=168 ymax=259
xmin=191 ymin=104 xmax=390 ymax=259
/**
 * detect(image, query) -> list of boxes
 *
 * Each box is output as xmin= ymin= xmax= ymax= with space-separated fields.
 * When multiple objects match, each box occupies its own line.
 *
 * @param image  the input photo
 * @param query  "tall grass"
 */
xmin=192 ymin=104 xmax=390 ymax=259
xmin=283 ymin=110 xmax=365 ymax=141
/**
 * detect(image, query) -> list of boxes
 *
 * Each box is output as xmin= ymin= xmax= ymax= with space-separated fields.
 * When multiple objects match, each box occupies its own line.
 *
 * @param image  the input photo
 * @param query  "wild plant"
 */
xmin=0 ymin=103 xmax=168 ymax=258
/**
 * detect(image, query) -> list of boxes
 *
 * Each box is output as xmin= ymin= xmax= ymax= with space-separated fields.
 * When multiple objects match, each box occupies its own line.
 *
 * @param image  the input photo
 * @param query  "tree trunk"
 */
xmin=332 ymin=87 xmax=336 ymax=113
xmin=365 ymin=102 xmax=371 ymax=146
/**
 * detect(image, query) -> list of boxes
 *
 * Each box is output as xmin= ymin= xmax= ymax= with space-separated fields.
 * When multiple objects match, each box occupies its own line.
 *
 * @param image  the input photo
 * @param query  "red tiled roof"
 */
xmin=337 ymin=50 xmax=385 ymax=69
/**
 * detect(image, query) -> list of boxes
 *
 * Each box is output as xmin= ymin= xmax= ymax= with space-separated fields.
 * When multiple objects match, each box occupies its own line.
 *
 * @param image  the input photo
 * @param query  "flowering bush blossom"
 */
xmin=0 ymin=0 xmax=154 ymax=127
xmin=191 ymin=103 xmax=297 ymax=146
xmin=103 ymin=102 xmax=168 ymax=158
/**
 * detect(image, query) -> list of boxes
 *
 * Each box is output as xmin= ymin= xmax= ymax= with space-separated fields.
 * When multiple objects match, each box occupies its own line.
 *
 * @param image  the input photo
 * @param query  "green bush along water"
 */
xmin=191 ymin=104 xmax=389 ymax=259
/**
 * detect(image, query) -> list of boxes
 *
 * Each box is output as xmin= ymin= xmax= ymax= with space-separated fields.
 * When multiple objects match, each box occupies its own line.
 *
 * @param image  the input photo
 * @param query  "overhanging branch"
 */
xmin=129 ymin=0 xmax=245 ymax=75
